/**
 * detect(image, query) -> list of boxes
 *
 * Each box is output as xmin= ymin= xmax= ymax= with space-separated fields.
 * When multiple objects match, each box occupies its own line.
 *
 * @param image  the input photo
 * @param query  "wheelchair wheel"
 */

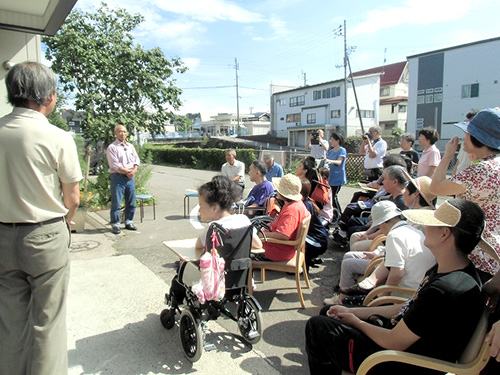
xmin=160 ymin=308 xmax=175 ymax=329
xmin=238 ymin=298 xmax=262 ymax=345
xmin=179 ymin=309 xmax=203 ymax=362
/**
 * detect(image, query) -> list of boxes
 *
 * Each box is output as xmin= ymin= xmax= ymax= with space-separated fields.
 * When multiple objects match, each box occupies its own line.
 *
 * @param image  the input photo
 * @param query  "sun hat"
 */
xmin=402 ymin=170 xmax=436 ymax=208
xmin=403 ymin=200 xmax=499 ymax=261
xmin=454 ymin=108 xmax=500 ymax=150
xmin=271 ymin=174 xmax=302 ymax=201
xmin=370 ymin=201 xmax=403 ymax=228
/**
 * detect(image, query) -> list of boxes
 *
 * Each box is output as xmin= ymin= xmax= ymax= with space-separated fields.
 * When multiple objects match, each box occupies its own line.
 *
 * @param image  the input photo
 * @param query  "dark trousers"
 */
xmin=305 ymin=306 xmax=442 ymax=375
xmin=338 ymin=202 xmax=370 ymax=232
xmin=330 ymin=185 xmax=343 ymax=215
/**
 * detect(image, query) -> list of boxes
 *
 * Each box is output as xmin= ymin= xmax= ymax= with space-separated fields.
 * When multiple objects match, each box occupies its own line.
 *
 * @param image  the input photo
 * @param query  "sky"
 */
xmin=68 ymin=0 xmax=500 ymax=120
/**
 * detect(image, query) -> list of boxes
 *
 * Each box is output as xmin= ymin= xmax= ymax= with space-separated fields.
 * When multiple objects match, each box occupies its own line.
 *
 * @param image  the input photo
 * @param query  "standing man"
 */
xmin=360 ymin=126 xmax=387 ymax=181
xmin=263 ymin=152 xmax=283 ymax=182
xmin=107 ymin=125 xmax=140 ymax=234
xmin=0 ymin=62 xmax=82 ymax=375
xmin=306 ymin=129 xmax=329 ymax=165
xmin=221 ymin=148 xmax=245 ymax=198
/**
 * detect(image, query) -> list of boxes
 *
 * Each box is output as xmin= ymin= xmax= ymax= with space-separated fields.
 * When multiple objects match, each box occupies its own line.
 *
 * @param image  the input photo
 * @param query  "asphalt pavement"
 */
xmin=68 ymin=164 xmax=358 ymax=374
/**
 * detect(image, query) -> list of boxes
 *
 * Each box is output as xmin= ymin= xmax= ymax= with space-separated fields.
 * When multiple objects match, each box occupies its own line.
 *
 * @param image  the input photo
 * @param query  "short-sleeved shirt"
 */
xmin=327 ymin=147 xmax=347 ymax=187
xmin=363 ymin=138 xmax=387 ymax=169
xmin=417 ymin=144 xmax=441 ymax=177
xmin=383 ymin=221 xmax=436 ymax=289
xmin=106 ymin=139 xmax=140 ymax=173
xmin=263 ymin=200 xmax=310 ymax=262
xmin=393 ymin=263 xmax=482 ymax=363
xmin=265 ymin=162 xmax=284 ymax=182
xmin=399 ymin=149 xmax=420 ymax=164
xmin=310 ymin=139 xmax=329 ymax=159
xmin=199 ymin=214 xmax=252 ymax=248
xmin=389 ymin=194 xmax=408 ymax=211
xmin=0 ymin=108 xmax=83 ymax=222
xmin=247 ymin=180 xmax=274 ymax=206
xmin=451 ymin=154 xmax=500 ymax=275
xmin=221 ymin=160 xmax=245 ymax=184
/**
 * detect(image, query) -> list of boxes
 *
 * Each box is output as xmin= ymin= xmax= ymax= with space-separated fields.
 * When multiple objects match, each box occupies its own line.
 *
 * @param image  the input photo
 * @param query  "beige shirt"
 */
xmin=0 ymin=108 xmax=83 ymax=222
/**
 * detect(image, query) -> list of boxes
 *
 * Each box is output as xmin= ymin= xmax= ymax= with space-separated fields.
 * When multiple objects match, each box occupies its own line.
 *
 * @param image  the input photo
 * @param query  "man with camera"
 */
xmin=306 ymin=129 xmax=329 ymax=165
xmin=360 ymin=126 xmax=387 ymax=181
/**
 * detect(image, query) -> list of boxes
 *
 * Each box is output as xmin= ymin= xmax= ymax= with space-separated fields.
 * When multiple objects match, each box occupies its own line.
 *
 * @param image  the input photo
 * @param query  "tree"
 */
xmin=46 ymin=89 xmax=68 ymax=131
xmin=43 ymin=2 xmax=187 ymax=145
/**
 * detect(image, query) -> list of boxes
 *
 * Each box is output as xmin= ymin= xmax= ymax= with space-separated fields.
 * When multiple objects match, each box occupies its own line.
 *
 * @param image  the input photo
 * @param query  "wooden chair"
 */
xmin=248 ymin=216 xmax=311 ymax=308
xmin=363 ymin=285 xmax=416 ymax=307
xmin=356 ymin=304 xmax=492 ymax=375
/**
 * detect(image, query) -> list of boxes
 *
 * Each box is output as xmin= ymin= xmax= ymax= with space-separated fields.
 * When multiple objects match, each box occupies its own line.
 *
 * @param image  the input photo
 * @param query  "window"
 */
xmin=307 ymin=113 xmax=316 ymax=124
xmin=332 ymin=86 xmax=341 ymax=97
xmin=462 ymin=83 xmax=480 ymax=98
xmin=425 ymin=94 xmax=434 ymax=103
xmin=355 ymin=110 xmax=374 ymax=118
xmin=399 ymin=105 xmax=407 ymax=113
xmin=313 ymin=90 xmax=321 ymax=100
xmin=425 ymin=88 xmax=434 ymax=94
xmin=434 ymin=94 xmax=442 ymax=103
xmin=380 ymin=87 xmax=390 ymax=96
xmin=417 ymin=89 xmax=425 ymax=95
xmin=331 ymin=109 xmax=341 ymax=118
xmin=277 ymin=98 xmax=286 ymax=106
xmin=290 ymin=95 xmax=305 ymax=107
xmin=286 ymin=113 xmax=301 ymax=123
xmin=322 ymin=88 xmax=331 ymax=99
xmin=417 ymin=95 xmax=425 ymax=104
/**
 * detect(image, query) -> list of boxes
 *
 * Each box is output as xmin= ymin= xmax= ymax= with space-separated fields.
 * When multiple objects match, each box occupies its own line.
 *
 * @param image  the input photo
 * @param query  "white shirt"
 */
xmin=221 ymin=160 xmax=245 ymax=184
xmin=310 ymin=139 xmax=329 ymax=159
xmin=363 ymin=138 xmax=387 ymax=169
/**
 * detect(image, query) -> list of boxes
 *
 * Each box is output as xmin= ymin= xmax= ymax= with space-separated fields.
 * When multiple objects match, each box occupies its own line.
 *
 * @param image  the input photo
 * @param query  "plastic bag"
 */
xmin=199 ymin=230 xmax=226 ymax=301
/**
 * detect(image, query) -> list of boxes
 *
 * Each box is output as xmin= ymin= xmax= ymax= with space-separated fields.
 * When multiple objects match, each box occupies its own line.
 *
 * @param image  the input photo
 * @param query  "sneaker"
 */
xmin=323 ymin=293 xmax=342 ymax=305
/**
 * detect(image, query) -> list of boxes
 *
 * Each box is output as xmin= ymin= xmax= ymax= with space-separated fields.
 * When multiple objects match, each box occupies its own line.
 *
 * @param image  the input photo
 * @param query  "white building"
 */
xmin=0 ymin=1 xmax=77 ymax=117
xmin=201 ymin=112 xmax=270 ymax=136
xmin=270 ymin=74 xmax=381 ymax=147
xmin=407 ymin=36 xmax=500 ymax=144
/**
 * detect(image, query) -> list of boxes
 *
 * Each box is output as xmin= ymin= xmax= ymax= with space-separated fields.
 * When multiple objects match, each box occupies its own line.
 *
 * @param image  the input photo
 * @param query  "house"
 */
xmin=201 ymin=112 xmax=271 ymax=136
xmin=270 ymin=73 xmax=381 ymax=147
xmin=0 ymin=0 xmax=77 ymax=116
xmin=62 ymin=109 xmax=86 ymax=134
xmin=353 ymin=61 xmax=409 ymax=133
xmin=407 ymin=36 xmax=500 ymax=145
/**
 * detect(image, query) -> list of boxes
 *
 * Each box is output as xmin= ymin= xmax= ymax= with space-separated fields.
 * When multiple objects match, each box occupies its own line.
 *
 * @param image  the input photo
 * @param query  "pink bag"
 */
xmin=199 ymin=230 xmax=226 ymax=301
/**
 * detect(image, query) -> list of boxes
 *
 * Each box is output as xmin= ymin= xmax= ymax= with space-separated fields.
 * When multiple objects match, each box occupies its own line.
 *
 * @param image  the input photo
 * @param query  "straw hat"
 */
xmin=370 ymin=201 xmax=403 ymax=228
xmin=402 ymin=170 xmax=436 ymax=208
xmin=271 ymin=174 xmax=302 ymax=201
xmin=403 ymin=200 xmax=499 ymax=261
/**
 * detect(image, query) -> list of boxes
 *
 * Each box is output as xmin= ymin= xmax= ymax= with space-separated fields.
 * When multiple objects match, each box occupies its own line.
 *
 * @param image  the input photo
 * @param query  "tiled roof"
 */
xmin=352 ymin=61 xmax=407 ymax=87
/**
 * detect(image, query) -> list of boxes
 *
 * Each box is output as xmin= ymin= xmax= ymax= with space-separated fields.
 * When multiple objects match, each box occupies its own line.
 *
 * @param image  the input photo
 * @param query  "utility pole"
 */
xmin=234 ymin=57 xmax=240 ymax=136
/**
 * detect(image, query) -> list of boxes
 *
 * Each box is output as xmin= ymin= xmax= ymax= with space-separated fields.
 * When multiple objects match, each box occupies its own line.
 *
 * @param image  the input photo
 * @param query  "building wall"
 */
xmin=0 ymin=30 xmax=41 ymax=116
xmin=271 ymin=75 xmax=380 ymax=140
xmin=407 ymin=38 xmax=500 ymax=142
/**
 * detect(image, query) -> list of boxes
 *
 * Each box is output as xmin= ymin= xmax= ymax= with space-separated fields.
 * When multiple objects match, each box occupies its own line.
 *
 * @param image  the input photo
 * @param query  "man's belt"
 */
xmin=0 ymin=217 xmax=64 ymax=228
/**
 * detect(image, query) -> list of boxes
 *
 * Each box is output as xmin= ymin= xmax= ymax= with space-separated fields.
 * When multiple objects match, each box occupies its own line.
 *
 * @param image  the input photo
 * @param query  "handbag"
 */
xmin=311 ymin=177 xmax=330 ymax=204
xmin=199 ymin=229 xmax=226 ymax=302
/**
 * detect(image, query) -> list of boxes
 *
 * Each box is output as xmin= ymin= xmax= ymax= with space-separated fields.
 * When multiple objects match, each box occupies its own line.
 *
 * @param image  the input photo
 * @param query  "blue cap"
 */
xmin=455 ymin=108 xmax=500 ymax=150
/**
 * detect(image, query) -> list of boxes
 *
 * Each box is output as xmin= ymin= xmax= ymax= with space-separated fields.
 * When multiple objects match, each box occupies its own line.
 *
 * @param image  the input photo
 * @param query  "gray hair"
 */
xmin=6 ymin=61 xmax=57 ymax=108
xmin=226 ymin=149 xmax=236 ymax=157
xmin=384 ymin=165 xmax=408 ymax=187
xmin=263 ymin=153 xmax=274 ymax=162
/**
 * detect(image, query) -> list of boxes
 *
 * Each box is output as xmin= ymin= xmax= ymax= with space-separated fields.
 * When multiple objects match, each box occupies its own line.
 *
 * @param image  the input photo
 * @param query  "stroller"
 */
xmin=160 ymin=220 xmax=268 ymax=362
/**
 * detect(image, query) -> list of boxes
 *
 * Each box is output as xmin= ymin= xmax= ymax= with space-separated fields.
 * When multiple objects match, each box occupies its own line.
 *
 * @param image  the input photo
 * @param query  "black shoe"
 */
xmin=311 ymin=258 xmax=323 ymax=265
xmin=339 ymin=283 xmax=373 ymax=296
xmin=332 ymin=232 xmax=348 ymax=246
xmin=111 ymin=226 xmax=121 ymax=234
xmin=125 ymin=223 xmax=137 ymax=230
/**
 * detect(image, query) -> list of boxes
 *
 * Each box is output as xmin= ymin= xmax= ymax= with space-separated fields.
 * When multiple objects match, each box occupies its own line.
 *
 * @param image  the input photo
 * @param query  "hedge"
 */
xmin=146 ymin=145 xmax=257 ymax=172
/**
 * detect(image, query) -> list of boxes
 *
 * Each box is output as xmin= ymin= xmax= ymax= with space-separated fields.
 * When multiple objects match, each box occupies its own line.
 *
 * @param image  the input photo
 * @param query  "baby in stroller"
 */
xmin=161 ymin=176 xmax=264 ymax=362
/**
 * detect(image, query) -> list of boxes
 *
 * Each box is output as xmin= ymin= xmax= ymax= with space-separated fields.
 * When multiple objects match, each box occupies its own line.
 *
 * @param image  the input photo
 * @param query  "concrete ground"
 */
xmin=68 ymin=164 xmax=360 ymax=374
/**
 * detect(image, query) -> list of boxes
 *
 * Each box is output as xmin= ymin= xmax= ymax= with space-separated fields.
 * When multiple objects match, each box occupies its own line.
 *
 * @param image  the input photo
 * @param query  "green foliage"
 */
xmin=46 ymin=88 xmax=68 ymax=130
xmin=43 ymin=2 xmax=187 ymax=145
xmin=391 ymin=127 xmax=404 ymax=137
xmin=147 ymin=146 xmax=257 ymax=171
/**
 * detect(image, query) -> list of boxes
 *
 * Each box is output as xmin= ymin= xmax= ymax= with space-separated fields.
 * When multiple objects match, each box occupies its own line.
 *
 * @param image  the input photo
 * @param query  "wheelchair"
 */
xmin=160 ymin=220 xmax=270 ymax=362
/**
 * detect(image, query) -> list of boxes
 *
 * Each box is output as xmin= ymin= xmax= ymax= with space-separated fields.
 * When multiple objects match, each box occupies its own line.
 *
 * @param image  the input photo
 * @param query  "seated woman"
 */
xmin=295 ymin=156 xmax=318 ymax=197
xmin=169 ymin=175 xmax=262 ymax=306
xmin=300 ymin=179 xmax=328 ymax=271
xmin=255 ymin=174 xmax=310 ymax=262
xmin=308 ymin=199 xmax=483 ymax=375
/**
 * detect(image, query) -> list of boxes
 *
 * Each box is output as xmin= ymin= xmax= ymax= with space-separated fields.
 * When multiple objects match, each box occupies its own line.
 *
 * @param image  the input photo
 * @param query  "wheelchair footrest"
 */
xmin=204 ymin=342 xmax=216 ymax=351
